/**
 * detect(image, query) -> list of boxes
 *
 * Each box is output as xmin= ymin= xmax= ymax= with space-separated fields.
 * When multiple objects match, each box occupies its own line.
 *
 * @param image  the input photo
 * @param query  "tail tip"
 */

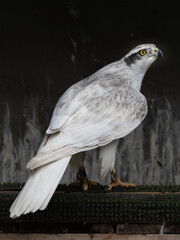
xmin=9 ymin=211 xmax=18 ymax=219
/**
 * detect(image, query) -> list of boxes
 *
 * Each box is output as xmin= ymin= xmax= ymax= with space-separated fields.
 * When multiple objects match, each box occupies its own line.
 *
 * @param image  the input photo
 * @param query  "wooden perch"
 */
xmin=1 ymin=184 xmax=180 ymax=233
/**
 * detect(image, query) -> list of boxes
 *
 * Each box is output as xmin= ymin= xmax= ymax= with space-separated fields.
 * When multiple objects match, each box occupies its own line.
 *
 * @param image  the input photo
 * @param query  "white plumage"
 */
xmin=10 ymin=43 xmax=162 ymax=218
xmin=10 ymin=157 xmax=71 ymax=218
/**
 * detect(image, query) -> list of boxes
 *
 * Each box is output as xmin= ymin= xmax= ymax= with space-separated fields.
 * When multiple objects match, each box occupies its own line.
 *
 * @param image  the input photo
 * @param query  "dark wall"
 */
xmin=0 ymin=1 xmax=180 ymax=184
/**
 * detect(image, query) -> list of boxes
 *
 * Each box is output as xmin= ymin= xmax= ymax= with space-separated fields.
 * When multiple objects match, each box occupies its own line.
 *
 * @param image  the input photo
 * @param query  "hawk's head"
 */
xmin=124 ymin=44 xmax=163 ymax=71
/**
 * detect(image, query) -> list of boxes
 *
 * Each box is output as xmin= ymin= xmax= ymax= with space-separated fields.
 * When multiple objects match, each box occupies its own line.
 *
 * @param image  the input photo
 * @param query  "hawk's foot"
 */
xmin=76 ymin=167 xmax=99 ymax=191
xmin=106 ymin=168 xmax=136 ymax=191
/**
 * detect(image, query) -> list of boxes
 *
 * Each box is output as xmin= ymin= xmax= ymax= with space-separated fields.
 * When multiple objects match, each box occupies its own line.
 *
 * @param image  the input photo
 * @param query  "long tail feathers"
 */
xmin=9 ymin=156 xmax=71 ymax=218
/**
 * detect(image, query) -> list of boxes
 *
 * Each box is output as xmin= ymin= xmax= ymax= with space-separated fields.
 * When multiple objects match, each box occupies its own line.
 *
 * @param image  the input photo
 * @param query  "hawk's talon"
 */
xmin=103 ymin=185 xmax=111 ymax=192
xmin=106 ymin=180 xmax=136 ymax=191
xmin=106 ymin=168 xmax=136 ymax=191
xmin=77 ymin=167 xmax=99 ymax=191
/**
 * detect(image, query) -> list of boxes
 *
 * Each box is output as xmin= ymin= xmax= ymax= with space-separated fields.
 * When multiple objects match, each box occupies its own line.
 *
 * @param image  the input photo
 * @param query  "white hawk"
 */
xmin=10 ymin=43 xmax=163 ymax=218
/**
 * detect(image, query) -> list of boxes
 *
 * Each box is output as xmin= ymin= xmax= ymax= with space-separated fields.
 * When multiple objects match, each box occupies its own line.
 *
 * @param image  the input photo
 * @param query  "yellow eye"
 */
xmin=139 ymin=50 xmax=146 ymax=56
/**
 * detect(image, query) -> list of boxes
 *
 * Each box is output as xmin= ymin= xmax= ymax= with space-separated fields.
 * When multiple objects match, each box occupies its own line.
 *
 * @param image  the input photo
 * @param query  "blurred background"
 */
xmin=0 ymin=0 xmax=179 ymax=185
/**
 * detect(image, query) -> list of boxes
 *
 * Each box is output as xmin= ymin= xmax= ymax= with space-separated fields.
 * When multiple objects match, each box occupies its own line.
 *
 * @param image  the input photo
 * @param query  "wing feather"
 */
xmin=27 ymin=83 xmax=147 ymax=170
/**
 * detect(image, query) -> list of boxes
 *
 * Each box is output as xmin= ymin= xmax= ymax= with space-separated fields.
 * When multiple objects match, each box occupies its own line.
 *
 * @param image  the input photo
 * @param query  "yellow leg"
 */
xmin=76 ymin=167 xmax=99 ymax=191
xmin=107 ymin=168 xmax=136 ymax=191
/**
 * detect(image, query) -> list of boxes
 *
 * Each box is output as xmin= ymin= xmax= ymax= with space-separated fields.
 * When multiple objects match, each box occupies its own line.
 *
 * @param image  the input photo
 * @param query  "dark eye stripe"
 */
xmin=124 ymin=52 xmax=141 ymax=66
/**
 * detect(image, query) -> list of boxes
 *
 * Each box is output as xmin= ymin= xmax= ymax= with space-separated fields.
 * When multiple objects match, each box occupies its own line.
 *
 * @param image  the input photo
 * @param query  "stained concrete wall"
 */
xmin=0 ymin=1 xmax=180 ymax=185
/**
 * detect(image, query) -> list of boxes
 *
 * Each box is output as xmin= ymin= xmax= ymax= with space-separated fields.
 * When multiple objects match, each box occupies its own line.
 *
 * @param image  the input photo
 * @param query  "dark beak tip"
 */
xmin=158 ymin=49 xmax=163 ymax=57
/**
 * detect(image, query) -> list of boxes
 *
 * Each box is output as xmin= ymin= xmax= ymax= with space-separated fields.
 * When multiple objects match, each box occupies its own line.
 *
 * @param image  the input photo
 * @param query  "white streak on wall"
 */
xmin=0 ymin=103 xmax=14 ymax=183
xmin=0 ymin=97 xmax=42 ymax=183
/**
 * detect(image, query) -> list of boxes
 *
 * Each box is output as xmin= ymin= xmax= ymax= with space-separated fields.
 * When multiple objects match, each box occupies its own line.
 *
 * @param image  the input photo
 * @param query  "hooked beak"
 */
xmin=157 ymin=48 xmax=163 ymax=57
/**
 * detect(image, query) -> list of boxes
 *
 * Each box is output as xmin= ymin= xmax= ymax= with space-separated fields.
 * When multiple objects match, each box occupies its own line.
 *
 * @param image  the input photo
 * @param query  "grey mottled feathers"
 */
xmin=27 ymin=73 xmax=147 ymax=169
xmin=46 ymin=60 xmax=128 ymax=134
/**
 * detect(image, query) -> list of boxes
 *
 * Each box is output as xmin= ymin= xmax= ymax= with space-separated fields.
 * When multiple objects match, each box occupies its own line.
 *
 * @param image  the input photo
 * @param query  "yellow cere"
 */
xmin=139 ymin=50 xmax=146 ymax=56
xmin=154 ymin=47 xmax=158 ymax=52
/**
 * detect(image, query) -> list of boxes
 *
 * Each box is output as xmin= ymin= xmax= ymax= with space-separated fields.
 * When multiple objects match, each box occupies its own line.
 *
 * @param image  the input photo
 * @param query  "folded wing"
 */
xmin=27 ymin=83 xmax=147 ymax=170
